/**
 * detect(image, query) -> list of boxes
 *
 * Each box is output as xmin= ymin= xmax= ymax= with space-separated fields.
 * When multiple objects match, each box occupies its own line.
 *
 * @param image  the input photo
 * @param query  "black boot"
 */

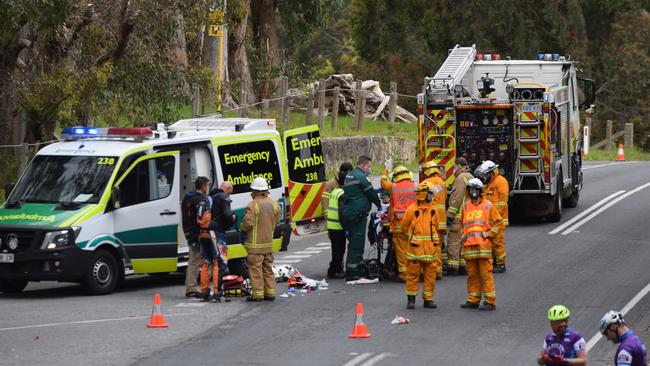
xmin=479 ymin=302 xmax=496 ymax=310
xmin=447 ymin=268 xmax=459 ymax=276
xmin=492 ymin=264 xmax=506 ymax=273
xmin=460 ymin=301 xmax=480 ymax=309
xmin=423 ymin=300 xmax=437 ymax=309
xmin=458 ymin=266 xmax=467 ymax=276
xmin=406 ymin=295 xmax=416 ymax=309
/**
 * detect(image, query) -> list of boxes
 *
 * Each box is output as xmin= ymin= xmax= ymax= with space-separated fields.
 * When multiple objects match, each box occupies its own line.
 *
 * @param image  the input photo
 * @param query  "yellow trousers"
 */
xmin=405 ymin=260 xmax=437 ymax=301
xmin=466 ymin=258 xmax=496 ymax=305
xmin=247 ymin=253 xmax=275 ymax=299
xmin=437 ymin=230 xmax=446 ymax=277
xmin=492 ymin=229 xmax=506 ymax=265
xmin=446 ymin=220 xmax=466 ymax=270
xmin=393 ymin=232 xmax=409 ymax=280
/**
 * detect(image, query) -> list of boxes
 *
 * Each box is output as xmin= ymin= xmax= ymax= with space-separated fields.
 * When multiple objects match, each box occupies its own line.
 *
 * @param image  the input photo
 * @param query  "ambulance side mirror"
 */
xmin=111 ymin=186 xmax=121 ymax=209
xmin=4 ymin=182 xmax=15 ymax=200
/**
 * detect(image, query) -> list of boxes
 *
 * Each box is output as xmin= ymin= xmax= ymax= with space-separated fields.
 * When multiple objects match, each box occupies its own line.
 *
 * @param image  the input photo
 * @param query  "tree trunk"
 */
xmin=250 ymin=0 xmax=280 ymax=100
xmin=228 ymin=0 xmax=255 ymax=105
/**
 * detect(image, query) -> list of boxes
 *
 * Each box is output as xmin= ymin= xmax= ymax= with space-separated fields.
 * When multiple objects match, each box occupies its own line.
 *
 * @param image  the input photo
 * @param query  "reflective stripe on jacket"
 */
xmin=326 ymin=188 xmax=344 ymax=230
xmin=400 ymin=201 xmax=440 ymax=262
xmin=484 ymin=172 xmax=509 ymax=226
xmin=462 ymin=198 xmax=503 ymax=260
xmin=423 ymin=175 xmax=448 ymax=230
xmin=241 ymin=192 xmax=280 ymax=254
xmin=447 ymin=167 xmax=473 ymax=220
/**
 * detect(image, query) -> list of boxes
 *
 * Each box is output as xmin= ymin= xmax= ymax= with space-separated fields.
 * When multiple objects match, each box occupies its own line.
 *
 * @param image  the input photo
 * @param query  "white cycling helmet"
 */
xmin=467 ymin=178 xmax=484 ymax=189
xmin=250 ymin=177 xmax=269 ymax=191
xmin=599 ymin=310 xmax=624 ymax=334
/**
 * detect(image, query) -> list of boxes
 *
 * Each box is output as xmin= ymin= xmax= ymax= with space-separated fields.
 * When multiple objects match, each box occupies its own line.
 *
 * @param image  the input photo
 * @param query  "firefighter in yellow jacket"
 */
xmin=421 ymin=161 xmax=448 ymax=280
xmin=400 ymin=181 xmax=440 ymax=309
xmin=241 ymin=177 xmax=280 ymax=302
xmin=459 ymin=178 xmax=503 ymax=311
xmin=381 ymin=164 xmax=417 ymax=282
xmin=446 ymin=157 xmax=473 ymax=276
xmin=476 ymin=160 xmax=509 ymax=273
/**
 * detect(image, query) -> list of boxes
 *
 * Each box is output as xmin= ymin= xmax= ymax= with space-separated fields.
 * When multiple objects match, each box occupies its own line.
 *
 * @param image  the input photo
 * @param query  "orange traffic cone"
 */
xmin=617 ymin=144 xmax=625 ymax=161
xmin=146 ymin=293 xmax=169 ymax=328
xmin=348 ymin=303 xmax=371 ymax=338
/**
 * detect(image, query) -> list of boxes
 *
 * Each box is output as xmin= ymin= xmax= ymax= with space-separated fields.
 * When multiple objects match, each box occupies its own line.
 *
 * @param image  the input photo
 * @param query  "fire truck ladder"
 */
xmin=426 ymin=44 xmax=477 ymax=94
xmin=514 ymin=112 xmax=544 ymax=190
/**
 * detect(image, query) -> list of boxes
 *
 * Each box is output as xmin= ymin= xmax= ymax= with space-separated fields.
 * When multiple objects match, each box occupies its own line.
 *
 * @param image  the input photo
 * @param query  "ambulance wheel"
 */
xmin=0 ymin=279 xmax=28 ymax=294
xmin=83 ymin=249 xmax=119 ymax=295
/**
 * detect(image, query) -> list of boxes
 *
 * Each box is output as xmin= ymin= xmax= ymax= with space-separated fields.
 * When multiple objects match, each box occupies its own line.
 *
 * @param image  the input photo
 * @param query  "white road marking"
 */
xmin=586 ymin=281 xmax=650 ymax=350
xmin=361 ymin=353 xmax=393 ymax=366
xmin=549 ymin=190 xmax=625 ymax=234
xmin=0 ymin=313 xmax=193 ymax=332
xmin=582 ymin=162 xmax=631 ymax=170
xmin=274 ymin=259 xmax=302 ymax=263
xmin=342 ymin=353 xmax=373 ymax=366
xmin=281 ymin=255 xmax=312 ymax=259
xmin=293 ymin=250 xmax=322 ymax=254
xmin=175 ymin=302 xmax=207 ymax=307
xmin=316 ymin=242 xmax=331 ymax=247
xmin=561 ymin=182 xmax=650 ymax=235
xmin=306 ymin=246 xmax=329 ymax=251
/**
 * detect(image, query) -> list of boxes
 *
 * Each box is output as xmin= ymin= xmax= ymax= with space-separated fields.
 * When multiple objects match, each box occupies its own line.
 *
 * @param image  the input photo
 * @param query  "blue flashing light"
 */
xmin=552 ymin=53 xmax=560 ymax=61
xmin=73 ymin=128 xmax=85 ymax=134
xmin=536 ymin=53 xmax=545 ymax=60
xmin=62 ymin=127 xmax=101 ymax=137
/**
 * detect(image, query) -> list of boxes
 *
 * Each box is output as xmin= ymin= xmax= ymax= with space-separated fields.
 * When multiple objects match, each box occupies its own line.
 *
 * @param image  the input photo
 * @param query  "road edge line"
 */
xmin=0 ymin=312 xmax=193 ymax=332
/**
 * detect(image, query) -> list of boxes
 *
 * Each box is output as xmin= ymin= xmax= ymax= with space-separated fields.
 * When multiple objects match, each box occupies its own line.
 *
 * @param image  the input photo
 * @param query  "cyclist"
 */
xmin=599 ymin=310 xmax=648 ymax=366
xmin=537 ymin=305 xmax=588 ymax=365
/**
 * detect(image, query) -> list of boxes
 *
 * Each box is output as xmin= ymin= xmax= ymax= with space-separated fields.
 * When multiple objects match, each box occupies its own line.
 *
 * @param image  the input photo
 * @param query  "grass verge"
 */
xmin=585 ymin=146 xmax=650 ymax=161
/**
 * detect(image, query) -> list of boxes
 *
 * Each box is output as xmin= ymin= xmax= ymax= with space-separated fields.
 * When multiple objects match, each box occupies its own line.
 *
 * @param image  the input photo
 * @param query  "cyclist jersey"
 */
xmin=543 ymin=327 xmax=587 ymax=361
xmin=615 ymin=330 xmax=647 ymax=366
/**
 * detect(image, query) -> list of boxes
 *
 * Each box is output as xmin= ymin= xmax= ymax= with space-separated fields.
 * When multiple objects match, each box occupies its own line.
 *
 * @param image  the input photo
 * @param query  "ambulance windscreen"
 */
xmin=217 ymin=141 xmax=282 ymax=194
xmin=9 ymin=155 xmax=118 ymax=205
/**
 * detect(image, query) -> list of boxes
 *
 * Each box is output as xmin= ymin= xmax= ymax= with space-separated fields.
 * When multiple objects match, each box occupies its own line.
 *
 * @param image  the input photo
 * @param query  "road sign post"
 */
xmin=208 ymin=9 xmax=225 ymax=114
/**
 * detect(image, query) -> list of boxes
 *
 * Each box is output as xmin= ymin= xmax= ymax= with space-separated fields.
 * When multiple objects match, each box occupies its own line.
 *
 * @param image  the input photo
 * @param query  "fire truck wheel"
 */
xmin=563 ymin=189 xmax=579 ymax=208
xmin=548 ymin=183 xmax=563 ymax=222
xmin=0 ymin=279 xmax=29 ymax=294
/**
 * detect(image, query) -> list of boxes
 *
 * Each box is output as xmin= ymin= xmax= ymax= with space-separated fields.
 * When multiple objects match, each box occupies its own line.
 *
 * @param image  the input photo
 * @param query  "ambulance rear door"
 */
xmin=283 ymin=125 xmax=327 ymax=235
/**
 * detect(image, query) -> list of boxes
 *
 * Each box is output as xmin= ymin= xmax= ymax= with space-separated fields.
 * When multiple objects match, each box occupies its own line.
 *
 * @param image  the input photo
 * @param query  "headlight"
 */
xmin=41 ymin=230 xmax=74 ymax=250
xmin=7 ymin=234 xmax=19 ymax=250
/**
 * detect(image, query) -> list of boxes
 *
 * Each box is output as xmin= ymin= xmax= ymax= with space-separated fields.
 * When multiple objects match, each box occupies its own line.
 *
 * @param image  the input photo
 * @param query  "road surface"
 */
xmin=1 ymin=161 xmax=649 ymax=365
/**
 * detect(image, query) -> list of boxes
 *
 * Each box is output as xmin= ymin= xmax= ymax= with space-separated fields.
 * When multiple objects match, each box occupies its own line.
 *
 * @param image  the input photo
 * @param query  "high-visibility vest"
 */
xmin=390 ymin=180 xmax=416 ymax=231
xmin=462 ymin=199 xmax=494 ymax=246
xmin=326 ymin=188 xmax=344 ymax=230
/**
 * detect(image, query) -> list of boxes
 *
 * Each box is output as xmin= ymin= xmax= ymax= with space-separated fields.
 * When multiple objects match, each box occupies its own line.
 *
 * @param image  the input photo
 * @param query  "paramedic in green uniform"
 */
xmin=342 ymin=156 xmax=381 ymax=281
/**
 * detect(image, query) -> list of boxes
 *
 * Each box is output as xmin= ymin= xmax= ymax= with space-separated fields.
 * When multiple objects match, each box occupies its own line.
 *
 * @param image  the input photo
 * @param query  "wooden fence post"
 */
xmin=261 ymin=99 xmax=269 ymax=118
xmin=624 ymin=123 xmax=634 ymax=149
xmin=280 ymin=76 xmax=289 ymax=126
xmin=239 ymin=81 xmax=248 ymax=118
xmin=306 ymin=87 xmax=315 ymax=125
xmin=355 ymin=80 xmax=365 ymax=131
xmin=331 ymin=86 xmax=339 ymax=130
xmin=606 ymin=120 xmax=613 ymax=155
xmin=388 ymin=81 xmax=397 ymax=124
xmin=317 ymin=79 xmax=326 ymax=129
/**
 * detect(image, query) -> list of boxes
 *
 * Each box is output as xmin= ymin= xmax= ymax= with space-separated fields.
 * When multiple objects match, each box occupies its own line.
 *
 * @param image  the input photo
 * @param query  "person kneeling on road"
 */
xmin=538 ymin=305 xmax=588 ymax=365
xmin=400 ymin=182 xmax=440 ymax=310
xmin=459 ymin=178 xmax=502 ymax=311
xmin=241 ymin=177 xmax=280 ymax=302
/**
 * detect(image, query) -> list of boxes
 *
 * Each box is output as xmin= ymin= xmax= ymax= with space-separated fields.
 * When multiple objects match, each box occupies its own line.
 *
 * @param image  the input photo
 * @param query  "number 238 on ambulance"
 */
xmin=0 ymin=118 xmax=327 ymax=294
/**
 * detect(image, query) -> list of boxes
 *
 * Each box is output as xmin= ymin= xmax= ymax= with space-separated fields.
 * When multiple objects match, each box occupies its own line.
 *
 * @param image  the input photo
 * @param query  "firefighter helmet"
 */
xmin=421 ymin=160 xmax=441 ymax=177
xmin=250 ymin=177 xmax=269 ymax=191
xmin=392 ymin=165 xmax=413 ymax=182
xmin=415 ymin=181 xmax=433 ymax=201
xmin=547 ymin=305 xmax=571 ymax=321
xmin=467 ymin=178 xmax=484 ymax=190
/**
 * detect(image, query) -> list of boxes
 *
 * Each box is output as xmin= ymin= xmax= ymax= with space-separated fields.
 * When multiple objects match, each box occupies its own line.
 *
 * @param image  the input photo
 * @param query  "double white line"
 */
xmin=342 ymin=352 xmax=393 ymax=366
xmin=549 ymin=182 xmax=650 ymax=235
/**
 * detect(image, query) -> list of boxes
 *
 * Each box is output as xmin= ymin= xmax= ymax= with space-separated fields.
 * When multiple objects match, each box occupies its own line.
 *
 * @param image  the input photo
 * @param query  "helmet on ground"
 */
xmin=415 ymin=181 xmax=433 ymax=201
xmin=467 ymin=178 xmax=484 ymax=190
xmin=599 ymin=311 xmax=624 ymax=334
xmin=421 ymin=161 xmax=441 ymax=177
xmin=392 ymin=165 xmax=413 ymax=182
xmin=250 ymin=177 xmax=269 ymax=191
xmin=547 ymin=305 xmax=571 ymax=321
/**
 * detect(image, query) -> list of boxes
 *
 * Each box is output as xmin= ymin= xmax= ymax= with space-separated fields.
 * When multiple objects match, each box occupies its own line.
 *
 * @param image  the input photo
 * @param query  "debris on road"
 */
xmin=391 ymin=316 xmax=410 ymax=325
xmin=273 ymin=264 xmax=298 ymax=282
xmin=345 ymin=278 xmax=380 ymax=285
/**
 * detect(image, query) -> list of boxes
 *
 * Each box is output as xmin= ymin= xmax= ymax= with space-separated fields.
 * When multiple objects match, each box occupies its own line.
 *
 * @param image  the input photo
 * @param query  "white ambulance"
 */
xmin=0 ymin=118 xmax=327 ymax=294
